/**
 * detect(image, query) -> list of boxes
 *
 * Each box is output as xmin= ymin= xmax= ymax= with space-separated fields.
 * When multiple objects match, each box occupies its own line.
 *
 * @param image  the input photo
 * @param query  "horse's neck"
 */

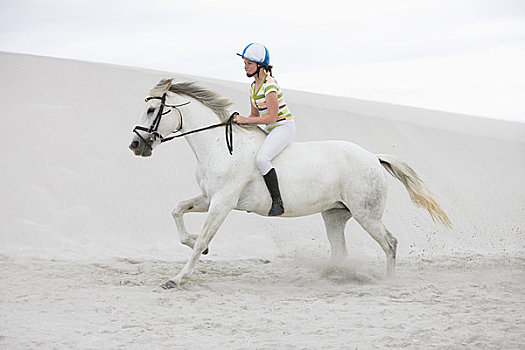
xmin=177 ymin=97 xmax=228 ymax=163
xmin=168 ymin=94 xmax=265 ymax=167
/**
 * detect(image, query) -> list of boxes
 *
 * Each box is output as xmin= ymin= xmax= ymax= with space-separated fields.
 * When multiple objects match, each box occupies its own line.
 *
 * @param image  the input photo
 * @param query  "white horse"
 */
xmin=129 ymin=78 xmax=451 ymax=289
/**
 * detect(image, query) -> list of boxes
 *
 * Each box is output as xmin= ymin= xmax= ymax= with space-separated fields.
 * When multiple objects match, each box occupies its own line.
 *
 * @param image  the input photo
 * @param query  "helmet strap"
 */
xmin=247 ymin=64 xmax=263 ymax=78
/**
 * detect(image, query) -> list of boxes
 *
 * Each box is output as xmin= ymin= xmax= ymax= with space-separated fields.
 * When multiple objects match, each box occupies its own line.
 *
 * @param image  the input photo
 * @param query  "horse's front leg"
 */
xmin=171 ymin=194 xmax=210 ymax=250
xmin=163 ymin=193 xmax=238 ymax=288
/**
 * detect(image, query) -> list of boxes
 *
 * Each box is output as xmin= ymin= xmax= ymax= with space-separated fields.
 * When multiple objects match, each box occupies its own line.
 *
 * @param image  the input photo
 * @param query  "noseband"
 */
xmin=133 ymin=93 xmax=235 ymax=155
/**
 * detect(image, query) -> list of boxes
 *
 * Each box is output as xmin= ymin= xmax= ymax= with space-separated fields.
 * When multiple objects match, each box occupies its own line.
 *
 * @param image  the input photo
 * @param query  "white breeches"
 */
xmin=256 ymin=121 xmax=296 ymax=175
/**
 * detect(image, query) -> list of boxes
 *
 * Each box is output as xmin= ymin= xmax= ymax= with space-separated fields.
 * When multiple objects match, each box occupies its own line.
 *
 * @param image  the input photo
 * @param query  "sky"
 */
xmin=1 ymin=0 xmax=524 ymax=122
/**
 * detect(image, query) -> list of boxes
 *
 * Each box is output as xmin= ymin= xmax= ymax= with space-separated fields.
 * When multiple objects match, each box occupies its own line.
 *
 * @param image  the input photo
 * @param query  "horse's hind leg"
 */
xmin=321 ymin=208 xmax=352 ymax=264
xmin=172 ymin=194 xmax=210 ymax=250
xmin=354 ymin=215 xmax=398 ymax=276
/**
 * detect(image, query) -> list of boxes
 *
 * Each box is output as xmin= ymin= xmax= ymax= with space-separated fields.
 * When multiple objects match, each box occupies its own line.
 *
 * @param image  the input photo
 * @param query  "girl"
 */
xmin=233 ymin=43 xmax=295 ymax=216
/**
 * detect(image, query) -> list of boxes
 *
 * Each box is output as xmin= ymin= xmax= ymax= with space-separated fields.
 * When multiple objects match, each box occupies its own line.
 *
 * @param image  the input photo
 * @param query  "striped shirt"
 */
xmin=251 ymin=74 xmax=293 ymax=130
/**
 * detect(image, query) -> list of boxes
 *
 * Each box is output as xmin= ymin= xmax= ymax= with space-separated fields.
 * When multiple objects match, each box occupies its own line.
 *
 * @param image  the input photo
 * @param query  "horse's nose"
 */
xmin=129 ymin=140 xmax=139 ymax=150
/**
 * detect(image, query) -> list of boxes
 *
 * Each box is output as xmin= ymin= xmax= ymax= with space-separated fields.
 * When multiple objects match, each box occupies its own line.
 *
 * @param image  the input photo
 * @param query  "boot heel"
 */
xmin=269 ymin=198 xmax=284 ymax=216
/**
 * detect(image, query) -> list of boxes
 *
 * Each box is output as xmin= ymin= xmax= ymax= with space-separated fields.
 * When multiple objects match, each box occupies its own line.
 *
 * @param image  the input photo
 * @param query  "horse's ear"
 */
xmin=150 ymin=78 xmax=173 ymax=96
xmin=159 ymin=78 xmax=173 ymax=90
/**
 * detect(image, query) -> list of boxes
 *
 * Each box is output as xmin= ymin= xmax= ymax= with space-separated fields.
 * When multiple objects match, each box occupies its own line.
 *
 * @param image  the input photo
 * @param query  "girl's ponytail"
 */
xmin=265 ymin=65 xmax=274 ymax=77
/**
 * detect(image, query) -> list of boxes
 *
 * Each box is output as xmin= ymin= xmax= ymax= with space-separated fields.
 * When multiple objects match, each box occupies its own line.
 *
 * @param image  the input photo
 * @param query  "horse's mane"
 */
xmin=169 ymin=81 xmax=233 ymax=123
xmin=150 ymin=79 xmax=265 ymax=135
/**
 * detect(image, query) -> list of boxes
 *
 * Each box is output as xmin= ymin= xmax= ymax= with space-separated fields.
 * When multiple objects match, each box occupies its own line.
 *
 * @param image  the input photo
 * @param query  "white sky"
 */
xmin=1 ymin=0 xmax=524 ymax=122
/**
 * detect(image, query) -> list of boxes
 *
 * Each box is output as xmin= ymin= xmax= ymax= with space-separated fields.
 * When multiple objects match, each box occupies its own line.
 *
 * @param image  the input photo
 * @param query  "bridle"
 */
xmin=132 ymin=92 xmax=235 ymax=155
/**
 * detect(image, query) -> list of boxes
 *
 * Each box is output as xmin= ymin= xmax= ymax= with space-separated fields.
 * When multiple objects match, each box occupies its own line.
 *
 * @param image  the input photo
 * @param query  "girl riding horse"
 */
xmin=233 ymin=43 xmax=295 ymax=217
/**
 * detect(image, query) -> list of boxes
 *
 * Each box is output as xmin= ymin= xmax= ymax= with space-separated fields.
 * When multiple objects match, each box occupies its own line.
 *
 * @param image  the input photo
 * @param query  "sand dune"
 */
xmin=0 ymin=51 xmax=523 ymax=348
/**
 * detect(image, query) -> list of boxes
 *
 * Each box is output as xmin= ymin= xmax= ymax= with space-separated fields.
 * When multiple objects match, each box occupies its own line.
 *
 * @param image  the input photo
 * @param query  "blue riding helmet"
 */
xmin=237 ymin=43 xmax=270 ymax=66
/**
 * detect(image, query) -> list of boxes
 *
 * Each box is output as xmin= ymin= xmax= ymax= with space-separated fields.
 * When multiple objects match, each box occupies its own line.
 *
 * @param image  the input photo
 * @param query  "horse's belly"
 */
xmin=236 ymin=180 xmax=345 ymax=217
xmin=235 ymin=141 xmax=360 ymax=217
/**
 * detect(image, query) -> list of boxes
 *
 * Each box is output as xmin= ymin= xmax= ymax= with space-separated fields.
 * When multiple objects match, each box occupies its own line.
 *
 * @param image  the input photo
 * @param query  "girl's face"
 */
xmin=243 ymin=58 xmax=257 ymax=77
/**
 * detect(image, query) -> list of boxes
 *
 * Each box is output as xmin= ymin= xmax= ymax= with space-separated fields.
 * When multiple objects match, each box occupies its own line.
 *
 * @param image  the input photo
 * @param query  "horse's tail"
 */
xmin=377 ymin=154 xmax=452 ymax=228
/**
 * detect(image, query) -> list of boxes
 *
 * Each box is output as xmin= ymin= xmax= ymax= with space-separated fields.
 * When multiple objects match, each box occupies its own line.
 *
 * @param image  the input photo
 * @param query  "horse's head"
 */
xmin=129 ymin=78 xmax=182 ymax=157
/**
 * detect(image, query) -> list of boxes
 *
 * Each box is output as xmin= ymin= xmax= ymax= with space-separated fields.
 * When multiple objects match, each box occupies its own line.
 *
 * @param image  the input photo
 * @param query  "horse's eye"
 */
xmin=147 ymin=107 xmax=155 ymax=115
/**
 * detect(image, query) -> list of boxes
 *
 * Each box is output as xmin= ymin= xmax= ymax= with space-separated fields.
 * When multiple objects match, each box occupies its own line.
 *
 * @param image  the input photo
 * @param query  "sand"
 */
xmin=1 ymin=255 xmax=523 ymax=349
xmin=0 ymin=51 xmax=524 ymax=349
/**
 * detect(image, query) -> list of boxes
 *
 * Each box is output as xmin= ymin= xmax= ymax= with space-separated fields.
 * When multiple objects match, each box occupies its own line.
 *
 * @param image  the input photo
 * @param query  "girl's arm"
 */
xmin=248 ymin=97 xmax=260 ymax=118
xmin=234 ymin=92 xmax=279 ymax=125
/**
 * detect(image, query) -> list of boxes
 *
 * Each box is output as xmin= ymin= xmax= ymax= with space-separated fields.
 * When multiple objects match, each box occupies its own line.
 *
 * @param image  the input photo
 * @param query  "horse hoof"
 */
xmin=203 ymin=248 xmax=209 ymax=255
xmin=161 ymin=280 xmax=178 ymax=289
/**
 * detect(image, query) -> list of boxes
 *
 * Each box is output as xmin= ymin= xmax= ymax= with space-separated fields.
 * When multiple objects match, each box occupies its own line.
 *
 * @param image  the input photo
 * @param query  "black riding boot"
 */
xmin=263 ymin=168 xmax=284 ymax=216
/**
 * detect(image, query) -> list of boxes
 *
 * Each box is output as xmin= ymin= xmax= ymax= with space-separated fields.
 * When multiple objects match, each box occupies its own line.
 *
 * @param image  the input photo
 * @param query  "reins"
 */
xmin=161 ymin=113 xmax=235 ymax=155
xmin=133 ymin=93 xmax=235 ymax=155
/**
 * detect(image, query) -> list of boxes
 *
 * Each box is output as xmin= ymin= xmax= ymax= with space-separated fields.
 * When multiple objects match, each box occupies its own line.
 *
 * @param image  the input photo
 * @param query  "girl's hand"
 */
xmin=233 ymin=114 xmax=250 ymax=124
